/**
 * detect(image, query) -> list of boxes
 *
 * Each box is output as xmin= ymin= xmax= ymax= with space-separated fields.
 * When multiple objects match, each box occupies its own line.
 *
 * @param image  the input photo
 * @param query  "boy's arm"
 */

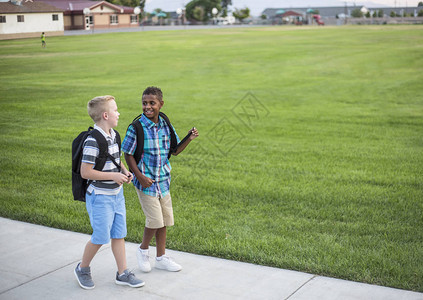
xmin=124 ymin=153 xmax=155 ymax=188
xmin=80 ymin=162 xmax=129 ymax=185
xmin=173 ymin=127 xmax=199 ymax=156
xmin=122 ymin=124 xmax=153 ymax=188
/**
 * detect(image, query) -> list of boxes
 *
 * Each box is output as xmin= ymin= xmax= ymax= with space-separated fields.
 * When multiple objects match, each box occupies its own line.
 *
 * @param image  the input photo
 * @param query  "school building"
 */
xmin=40 ymin=0 xmax=139 ymax=31
xmin=0 ymin=0 xmax=140 ymax=39
xmin=0 ymin=0 xmax=64 ymax=40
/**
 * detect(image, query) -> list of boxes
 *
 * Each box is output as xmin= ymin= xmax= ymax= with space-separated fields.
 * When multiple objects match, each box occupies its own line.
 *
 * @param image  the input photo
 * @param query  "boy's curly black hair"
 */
xmin=143 ymin=86 xmax=163 ymax=101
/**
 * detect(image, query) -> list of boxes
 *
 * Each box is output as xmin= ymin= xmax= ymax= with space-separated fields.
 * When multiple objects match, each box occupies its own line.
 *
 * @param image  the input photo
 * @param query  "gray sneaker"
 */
xmin=115 ymin=269 xmax=145 ymax=288
xmin=74 ymin=262 xmax=95 ymax=289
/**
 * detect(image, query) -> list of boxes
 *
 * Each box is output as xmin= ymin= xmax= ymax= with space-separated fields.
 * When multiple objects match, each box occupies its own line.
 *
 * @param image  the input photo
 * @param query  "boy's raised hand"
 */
xmin=189 ymin=127 xmax=199 ymax=140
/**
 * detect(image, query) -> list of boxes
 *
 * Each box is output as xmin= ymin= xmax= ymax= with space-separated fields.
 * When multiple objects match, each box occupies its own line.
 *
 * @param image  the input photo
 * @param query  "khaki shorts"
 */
xmin=135 ymin=188 xmax=174 ymax=229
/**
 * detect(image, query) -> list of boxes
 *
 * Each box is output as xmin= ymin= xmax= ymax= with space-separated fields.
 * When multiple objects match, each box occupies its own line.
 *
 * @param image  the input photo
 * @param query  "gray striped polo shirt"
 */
xmin=82 ymin=124 xmax=122 ymax=195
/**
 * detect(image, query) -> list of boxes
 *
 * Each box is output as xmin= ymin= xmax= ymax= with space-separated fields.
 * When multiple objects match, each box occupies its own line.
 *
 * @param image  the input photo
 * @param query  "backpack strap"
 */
xmin=90 ymin=129 xmax=122 ymax=172
xmin=129 ymin=114 xmax=144 ymax=165
xmin=159 ymin=112 xmax=178 ymax=159
xmin=160 ymin=112 xmax=193 ymax=158
xmin=115 ymin=130 xmax=121 ymax=153
xmin=112 ymin=131 xmax=122 ymax=170
xmin=176 ymin=130 xmax=193 ymax=149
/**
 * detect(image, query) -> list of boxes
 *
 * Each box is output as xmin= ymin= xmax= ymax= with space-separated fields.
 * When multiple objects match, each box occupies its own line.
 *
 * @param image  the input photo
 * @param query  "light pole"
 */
xmin=178 ymin=7 xmax=186 ymax=29
xmin=344 ymin=2 xmax=348 ymax=25
xmin=212 ymin=7 xmax=218 ymax=25
xmin=134 ymin=6 xmax=141 ymax=30
xmin=83 ymin=8 xmax=94 ymax=33
xmin=177 ymin=8 xmax=182 ymax=25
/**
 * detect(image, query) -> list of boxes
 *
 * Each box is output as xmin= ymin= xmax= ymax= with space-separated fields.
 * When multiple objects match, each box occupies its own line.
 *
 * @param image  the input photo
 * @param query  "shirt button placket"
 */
xmin=156 ymin=125 xmax=162 ymax=197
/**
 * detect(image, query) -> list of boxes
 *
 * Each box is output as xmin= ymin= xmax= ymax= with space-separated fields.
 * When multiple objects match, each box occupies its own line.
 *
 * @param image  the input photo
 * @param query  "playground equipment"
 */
xmin=312 ymin=14 xmax=324 ymax=25
xmin=306 ymin=9 xmax=324 ymax=26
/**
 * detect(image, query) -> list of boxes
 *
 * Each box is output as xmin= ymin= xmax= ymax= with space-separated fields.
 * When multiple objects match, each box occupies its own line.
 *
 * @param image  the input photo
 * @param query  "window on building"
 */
xmin=130 ymin=15 xmax=137 ymax=23
xmin=110 ymin=15 xmax=118 ymax=24
xmin=0 ymin=16 xmax=6 ymax=23
xmin=52 ymin=14 xmax=59 ymax=21
xmin=89 ymin=15 xmax=93 ymax=25
xmin=17 ymin=15 xmax=24 ymax=22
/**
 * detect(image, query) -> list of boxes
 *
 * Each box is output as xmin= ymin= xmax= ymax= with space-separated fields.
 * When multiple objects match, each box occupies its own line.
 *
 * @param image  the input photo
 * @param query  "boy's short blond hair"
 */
xmin=87 ymin=95 xmax=115 ymax=123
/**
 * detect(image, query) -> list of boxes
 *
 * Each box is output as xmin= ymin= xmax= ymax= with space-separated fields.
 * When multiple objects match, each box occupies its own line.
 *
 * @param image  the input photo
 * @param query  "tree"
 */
xmin=232 ymin=7 xmax=250 ymax=22
xmin=418 ymin=2 xmax=423 ymax=7
xmin=418 ymin=10 xmax=423 ymax=16
xmin=351 ymin=8 xmax=363 ymax=18
xmin=185 ymin=0 xmax=221 ymax=22
xmin=221 ymin=0 xmax=231 ymax=17
xmin=193 ymin=6 xmax=205 ymax=21
xmin=137 ymin=0 xmax=146 ymax=24
xmin=377 ymin=9 xmax=384 ymax=17
xmin=107 ymin=0 xmax=138 ymax=7
xmin=139 ymin=0 xmax=145 ymax=11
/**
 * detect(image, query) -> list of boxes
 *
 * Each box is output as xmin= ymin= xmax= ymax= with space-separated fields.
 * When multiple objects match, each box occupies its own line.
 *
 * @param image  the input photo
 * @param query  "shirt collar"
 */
xmin=94 ymin=124 xmax=115 ymax=140
xmin=140 ymin=113 xmax=164 ymax=129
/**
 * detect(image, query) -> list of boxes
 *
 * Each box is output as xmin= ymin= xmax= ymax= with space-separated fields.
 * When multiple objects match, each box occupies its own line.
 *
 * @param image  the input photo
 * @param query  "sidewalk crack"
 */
xmin=285 ymin=275 xmax=318 ymax=300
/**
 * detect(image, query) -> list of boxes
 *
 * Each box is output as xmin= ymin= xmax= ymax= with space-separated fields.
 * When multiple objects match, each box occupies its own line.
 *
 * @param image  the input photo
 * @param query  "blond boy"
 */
xmin=74 ymin=95 xmax=144 ymax=289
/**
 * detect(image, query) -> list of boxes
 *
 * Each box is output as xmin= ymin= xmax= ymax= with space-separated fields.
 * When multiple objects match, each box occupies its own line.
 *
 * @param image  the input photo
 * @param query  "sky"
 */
xmin=144 ymin=0 xmax=421 ymax=16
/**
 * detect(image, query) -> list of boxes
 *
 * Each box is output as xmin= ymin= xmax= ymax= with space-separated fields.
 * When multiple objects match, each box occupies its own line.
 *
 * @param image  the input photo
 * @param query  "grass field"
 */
xmin=0 ymin=25 xmax=422 ymax=292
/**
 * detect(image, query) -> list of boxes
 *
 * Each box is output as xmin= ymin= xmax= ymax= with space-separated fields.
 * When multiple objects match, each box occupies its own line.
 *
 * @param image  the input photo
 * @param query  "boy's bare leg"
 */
xmin=140 ymin=227 xmax=157 ymax=250
xmin=81 ymin=240 xmax=102 ymax=268
xmin=155 ymin=227 xmax=167 ymax=257
xmin=140 ymin=227 xmax=167 ymax=257
xmin=111 ymin=238 xmax=127 ymax=274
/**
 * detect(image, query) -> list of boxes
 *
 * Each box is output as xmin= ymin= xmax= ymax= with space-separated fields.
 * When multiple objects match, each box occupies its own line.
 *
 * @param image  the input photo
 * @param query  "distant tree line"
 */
xmin=185 ymin=0 xmax=249 ymax=23
xmin=107 ymin=0 xmax=138 ymax=7
xmin=350 ymin=7 xmax=423 ymax=18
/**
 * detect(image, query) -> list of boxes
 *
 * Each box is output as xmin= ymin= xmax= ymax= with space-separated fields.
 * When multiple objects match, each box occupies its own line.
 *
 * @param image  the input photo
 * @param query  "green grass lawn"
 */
xmin=1 ymin=25 xmax=422 ymax=292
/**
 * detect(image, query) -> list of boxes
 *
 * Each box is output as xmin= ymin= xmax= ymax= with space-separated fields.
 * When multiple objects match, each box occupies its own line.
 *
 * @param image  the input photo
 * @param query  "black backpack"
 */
xmin=72 ymin=127 xmax=121 ymax=202
xmin=129 ymin=112 xmax=192 ymax=165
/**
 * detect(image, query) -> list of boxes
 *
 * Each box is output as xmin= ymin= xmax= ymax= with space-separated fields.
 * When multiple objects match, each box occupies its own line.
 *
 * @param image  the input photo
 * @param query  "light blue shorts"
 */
xmin=86 ymin=188 xmax=127 ymax=245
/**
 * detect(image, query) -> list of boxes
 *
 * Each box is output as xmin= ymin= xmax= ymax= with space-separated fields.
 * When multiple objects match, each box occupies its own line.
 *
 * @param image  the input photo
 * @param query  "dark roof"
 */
xmin=40 ymin=0 xmax=134 ymax=14
xmin=0 ymin=0 xmax=63 ymax=13
xmin=282 ymin=10 xmax=302 ymax=17
xmin=40 ymin=0 xmax=98 ymax=11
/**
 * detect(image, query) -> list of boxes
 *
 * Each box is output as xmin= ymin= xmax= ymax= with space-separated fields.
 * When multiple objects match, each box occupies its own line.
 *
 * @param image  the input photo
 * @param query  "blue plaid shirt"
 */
xmin=121 ymin=114 xmax=180 ymax=197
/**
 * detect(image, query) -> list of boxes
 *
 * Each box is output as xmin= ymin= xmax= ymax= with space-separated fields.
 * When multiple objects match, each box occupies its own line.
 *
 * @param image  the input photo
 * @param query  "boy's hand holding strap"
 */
xmin=170 ymin=130 xmax=192 ymax=155
xmin=170 ymin=127 xmax=198 ymax=157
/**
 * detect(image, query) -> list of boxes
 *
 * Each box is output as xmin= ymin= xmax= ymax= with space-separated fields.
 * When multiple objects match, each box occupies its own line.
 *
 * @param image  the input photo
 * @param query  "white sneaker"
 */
xmin=136 ymin=248 xmax=151 ymax=273
xmin=155 ymin=255 xmax=182 ymax=272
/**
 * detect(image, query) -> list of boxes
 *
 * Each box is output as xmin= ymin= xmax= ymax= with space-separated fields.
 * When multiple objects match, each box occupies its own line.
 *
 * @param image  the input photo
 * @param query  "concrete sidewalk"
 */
xmin=0 ymin=217 xmax=421 ymax=300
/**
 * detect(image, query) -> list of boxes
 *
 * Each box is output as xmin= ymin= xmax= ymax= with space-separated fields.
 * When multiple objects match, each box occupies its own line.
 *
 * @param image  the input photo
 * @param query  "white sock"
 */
xmin=140 ymin=248 xmax=149 ymax=255
xmin=156 ymin=255 xmax=163 ymax=261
